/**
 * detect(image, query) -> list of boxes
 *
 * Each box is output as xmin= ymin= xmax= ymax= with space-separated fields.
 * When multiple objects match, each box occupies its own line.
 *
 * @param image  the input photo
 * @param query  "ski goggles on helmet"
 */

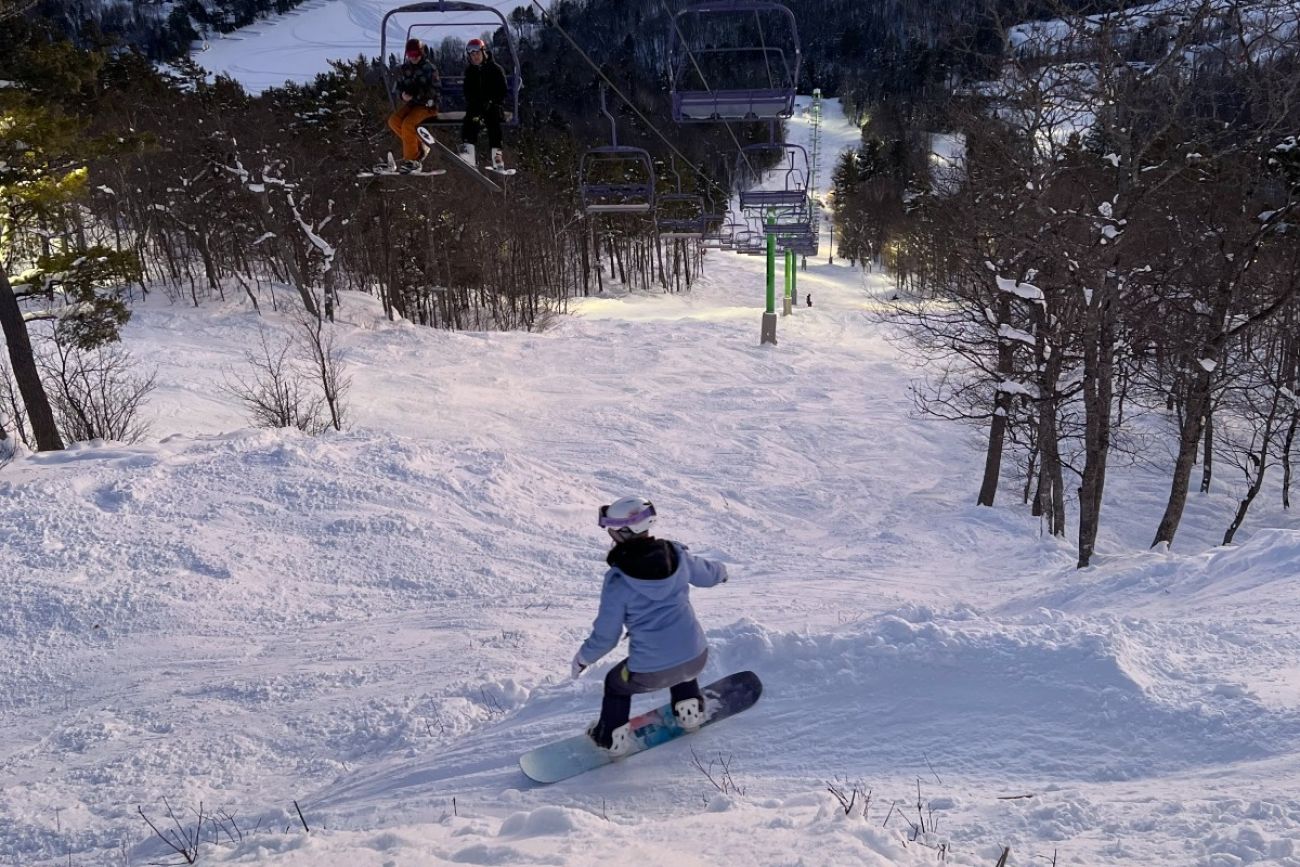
xmin=597 ymin=501 xmax=656 ymax=529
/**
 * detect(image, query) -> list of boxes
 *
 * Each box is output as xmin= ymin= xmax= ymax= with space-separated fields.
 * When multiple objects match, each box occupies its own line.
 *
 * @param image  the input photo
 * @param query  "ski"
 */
xmin=417 ymin=126 xmax=504 ymax=193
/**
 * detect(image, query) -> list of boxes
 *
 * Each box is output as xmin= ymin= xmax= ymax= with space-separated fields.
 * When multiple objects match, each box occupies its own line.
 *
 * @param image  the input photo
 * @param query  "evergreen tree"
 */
xmin=0 ymin=20 xmax=138 ymax=450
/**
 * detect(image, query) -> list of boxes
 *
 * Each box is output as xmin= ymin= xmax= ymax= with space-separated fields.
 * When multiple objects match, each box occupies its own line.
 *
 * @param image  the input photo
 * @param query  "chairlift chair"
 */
xmin=701 ymin=213 xmax=732 ymax=247
xmin=580 ymin=148 xmax=657 ymax=214
xmin=380 ymin=2 xmax=522 ymax=126
xmin=776 ymin=232 xmax=818 ymax=255
xmin=657 ymin=193 xmax=709 ymax=237
xmin=761 ymin=199 xmax=814 ymax=235
xmin=579 ymin=85 xmax=655 ymax=215
xmin=737 ymin=141 xmax=810 ymax=212
xmin=669 ymin=0 xmax=802 ymax=123
xmin=656 ymin=160 xmax=708 ymax=237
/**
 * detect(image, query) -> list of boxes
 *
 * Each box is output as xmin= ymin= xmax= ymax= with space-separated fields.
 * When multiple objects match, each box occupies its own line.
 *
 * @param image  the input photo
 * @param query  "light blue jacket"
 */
xmin=578 ymin=543 xmax=728 ymax=674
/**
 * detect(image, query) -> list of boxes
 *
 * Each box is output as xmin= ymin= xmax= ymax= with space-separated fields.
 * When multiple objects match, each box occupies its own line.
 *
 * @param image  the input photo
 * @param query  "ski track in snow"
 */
xmin=5 ymin=95 xmax=1300 ymax=866
xmin=194 ymin=0 xmax=540 ymax=93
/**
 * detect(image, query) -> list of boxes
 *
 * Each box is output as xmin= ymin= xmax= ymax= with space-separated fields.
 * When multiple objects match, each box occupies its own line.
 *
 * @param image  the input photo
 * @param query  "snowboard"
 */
xmin=359 ymin=153 xmax=446 ymax=178
xmin=519 ymin=670 xmax=762 ymax=784
xmin=358 ymin=166 xmax=447 ymax=178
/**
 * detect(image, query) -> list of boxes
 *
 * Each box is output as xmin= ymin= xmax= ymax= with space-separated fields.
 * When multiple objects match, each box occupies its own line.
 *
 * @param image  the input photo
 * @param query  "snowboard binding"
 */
xmin=587 ymin=720 xmax=631 ymax=756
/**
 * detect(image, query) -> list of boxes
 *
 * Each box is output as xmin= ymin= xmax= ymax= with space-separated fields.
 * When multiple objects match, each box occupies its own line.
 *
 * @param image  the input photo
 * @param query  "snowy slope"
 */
xmin=4 ymin=96 xmax=1300 ymax=867
xmin=194 ymin=0 xmax=540 ymax=93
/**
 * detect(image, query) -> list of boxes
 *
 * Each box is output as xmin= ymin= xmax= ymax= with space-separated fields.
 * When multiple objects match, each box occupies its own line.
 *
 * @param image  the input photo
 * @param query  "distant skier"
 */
xmin=572 ymin=496 xmax=729 ymax=755
xmin=386 ymin=38 xmax=440 ymax=172
xmin=459 ymin=37 xmax=508 ymax=172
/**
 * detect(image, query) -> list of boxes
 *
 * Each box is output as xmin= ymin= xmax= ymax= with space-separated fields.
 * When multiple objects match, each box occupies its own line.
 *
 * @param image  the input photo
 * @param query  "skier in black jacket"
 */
xmin=459 ymin=37 xmax=509 ymax=171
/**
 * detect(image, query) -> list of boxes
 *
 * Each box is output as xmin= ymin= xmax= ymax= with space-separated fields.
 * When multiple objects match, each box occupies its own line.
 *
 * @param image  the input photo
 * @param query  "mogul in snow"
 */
xmin=459 ymin=37 xmax=509 ymax=172
xmin=386 ymin=38 xmax=440 ymax=173
xmin=572 ymin=497 xmax=730 ymax=755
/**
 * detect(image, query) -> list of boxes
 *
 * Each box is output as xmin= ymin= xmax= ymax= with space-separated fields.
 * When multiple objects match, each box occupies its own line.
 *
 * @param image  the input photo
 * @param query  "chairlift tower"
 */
xmin=806 ymin=87 xmax=823 ymax=266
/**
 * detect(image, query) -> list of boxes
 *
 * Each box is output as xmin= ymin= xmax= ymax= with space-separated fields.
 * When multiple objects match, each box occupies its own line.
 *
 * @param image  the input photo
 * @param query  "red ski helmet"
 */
xmin=404 ymin=38 xmax=423 ymax=61
xmin=466 ymin=38 xmax=487 ymax=56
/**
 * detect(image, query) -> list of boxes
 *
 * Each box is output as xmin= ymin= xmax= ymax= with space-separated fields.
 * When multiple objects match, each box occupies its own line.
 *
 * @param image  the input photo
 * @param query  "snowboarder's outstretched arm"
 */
xmin=577 ymin=577 xmax=626 ymax=665
xmin=682 ymin=546 xmax=728 ymax=588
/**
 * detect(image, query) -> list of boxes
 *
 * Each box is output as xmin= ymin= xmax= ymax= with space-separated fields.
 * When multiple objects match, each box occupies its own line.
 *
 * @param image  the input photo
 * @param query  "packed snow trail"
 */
xmin=4 ymin=95 xmax=1300 ymax=866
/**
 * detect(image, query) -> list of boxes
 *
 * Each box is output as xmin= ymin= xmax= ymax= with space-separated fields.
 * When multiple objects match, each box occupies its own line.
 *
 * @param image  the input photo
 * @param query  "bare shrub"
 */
xmin=0 ymin=356 xmax=29 ymax=450
xmin=690 ymin=748 xmax=745 ymax=797
xmin=40 ymin=339 xmax=155 ymax=444
xmin=296 ymin=312 xmax=350 ymax=432
xmin=222 ymin=327 xmax=327 ymax=434
xmin=137 ymin=797 xmax=203 ymax=865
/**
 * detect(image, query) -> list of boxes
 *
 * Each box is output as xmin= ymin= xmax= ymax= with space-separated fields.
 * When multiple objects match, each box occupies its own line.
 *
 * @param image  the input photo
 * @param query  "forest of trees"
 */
xmin=829 ymin=0 xmax=1300 ymax=564
xmin=2 ymin=0 xmax=1297 ymax=567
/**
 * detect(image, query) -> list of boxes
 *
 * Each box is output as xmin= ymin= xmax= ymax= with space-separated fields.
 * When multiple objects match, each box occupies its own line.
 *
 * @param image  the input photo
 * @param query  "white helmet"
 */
xmin=598 ymin=496 xmax=657 ymax=543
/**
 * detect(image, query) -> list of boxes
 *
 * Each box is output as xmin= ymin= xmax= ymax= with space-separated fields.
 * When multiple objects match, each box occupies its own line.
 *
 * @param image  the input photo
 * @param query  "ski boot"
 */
xmin=398 ymin=159 xmax=423 ymax=174
xmin=458 ymin=143 xmax=476 ymax=167
xmin=490 ymin=147 xmax=506 ymax=171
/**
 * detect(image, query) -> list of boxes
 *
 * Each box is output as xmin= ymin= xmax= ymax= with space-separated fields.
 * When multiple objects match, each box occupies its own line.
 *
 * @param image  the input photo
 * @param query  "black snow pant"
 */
xmin=461 ymin=105 xmax=503 ymax=150
xmin=595 ymin=648 xmax=708 ymax=733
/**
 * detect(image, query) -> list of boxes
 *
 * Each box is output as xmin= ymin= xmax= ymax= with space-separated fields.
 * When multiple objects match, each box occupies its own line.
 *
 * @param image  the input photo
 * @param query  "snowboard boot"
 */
xmin=458 ymin=143 xmax=476 ymax=167
xmin=671 ymin=680 xmax=706 ymax=731
xmin=587 ymin=692 xmax=632 ymax=755
xmin=587 ymin=720 xmax=631 ymax=756
xmin=490 ymin=147 xmax=506 ymax=171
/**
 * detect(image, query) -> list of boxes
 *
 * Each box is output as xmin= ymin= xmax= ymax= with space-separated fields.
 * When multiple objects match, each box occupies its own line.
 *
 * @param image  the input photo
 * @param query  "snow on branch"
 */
xmin=996 ymin=379 xmax=1040 ymax=399
xmin=995 ymin=275 xmax=1045 ymax=304
xmin=998 ymin=324 xmax=1037 ymax=347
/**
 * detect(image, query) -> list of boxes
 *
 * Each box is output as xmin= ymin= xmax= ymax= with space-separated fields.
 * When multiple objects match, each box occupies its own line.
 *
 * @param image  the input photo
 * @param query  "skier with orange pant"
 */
xmin=386 ymin=38 xmax=440 ymax=172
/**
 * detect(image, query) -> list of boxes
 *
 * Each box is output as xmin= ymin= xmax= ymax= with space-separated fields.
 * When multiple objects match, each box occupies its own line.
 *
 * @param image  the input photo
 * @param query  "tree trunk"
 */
xmin=1151 ymin=368 xmax=1211 ymax=549
xmin=1078 ymin=284 xmax=1115 ymax=568
xmin=1283 ymin=411 xmax=1297 ymax=510
xmin=1223 ymin=387 xmax=1282 ymax=545
xmin=1036 ymin=399 xmax=1066 ymax=537
xmin=1032 ymin=303 xmax=1066 ymax=536
xmin=0 ymin=270 xmax=63 ymax=450
xmin=1200 ymin=402 xmax=1214 ymax=494
xmin=977 ymin=294 xmax=1015 ymax=507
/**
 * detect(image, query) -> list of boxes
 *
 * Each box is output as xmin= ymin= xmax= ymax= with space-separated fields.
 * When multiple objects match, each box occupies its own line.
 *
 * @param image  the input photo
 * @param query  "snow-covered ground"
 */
xmin=5 ymin=94 xmax=1300 ymax=867
xmin=194 ymin=0 xmax=538 ymax=93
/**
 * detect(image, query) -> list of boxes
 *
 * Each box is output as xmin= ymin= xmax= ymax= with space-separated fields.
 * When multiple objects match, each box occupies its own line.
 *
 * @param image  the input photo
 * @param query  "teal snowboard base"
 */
xmin=519 ymin=670 xmax=762 ymax=784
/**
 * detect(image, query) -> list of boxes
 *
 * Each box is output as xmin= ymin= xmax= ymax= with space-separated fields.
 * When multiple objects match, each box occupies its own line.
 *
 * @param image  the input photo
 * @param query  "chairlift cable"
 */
xmin=754 ymin=8 xmax=775 ymax=90
xmin=658 ymin=0 xmax=759 ymax=180
xmin=527 ymin=0 xmax=730 ymax=203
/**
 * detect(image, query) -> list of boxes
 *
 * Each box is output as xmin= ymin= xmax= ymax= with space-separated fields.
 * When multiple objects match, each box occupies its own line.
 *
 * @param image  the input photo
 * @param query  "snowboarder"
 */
xmin=386 ymin=38 xmax=440 ymax=172
xmin=460 ymin=37 xmax=508 ymax=172
xmin=571 ymin=496 xmax=730 ymax=755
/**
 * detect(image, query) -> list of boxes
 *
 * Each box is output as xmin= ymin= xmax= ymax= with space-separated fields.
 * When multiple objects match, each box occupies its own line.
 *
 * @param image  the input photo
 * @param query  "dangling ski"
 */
xmin=417 ymin=127 xmax=504 ymax=192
